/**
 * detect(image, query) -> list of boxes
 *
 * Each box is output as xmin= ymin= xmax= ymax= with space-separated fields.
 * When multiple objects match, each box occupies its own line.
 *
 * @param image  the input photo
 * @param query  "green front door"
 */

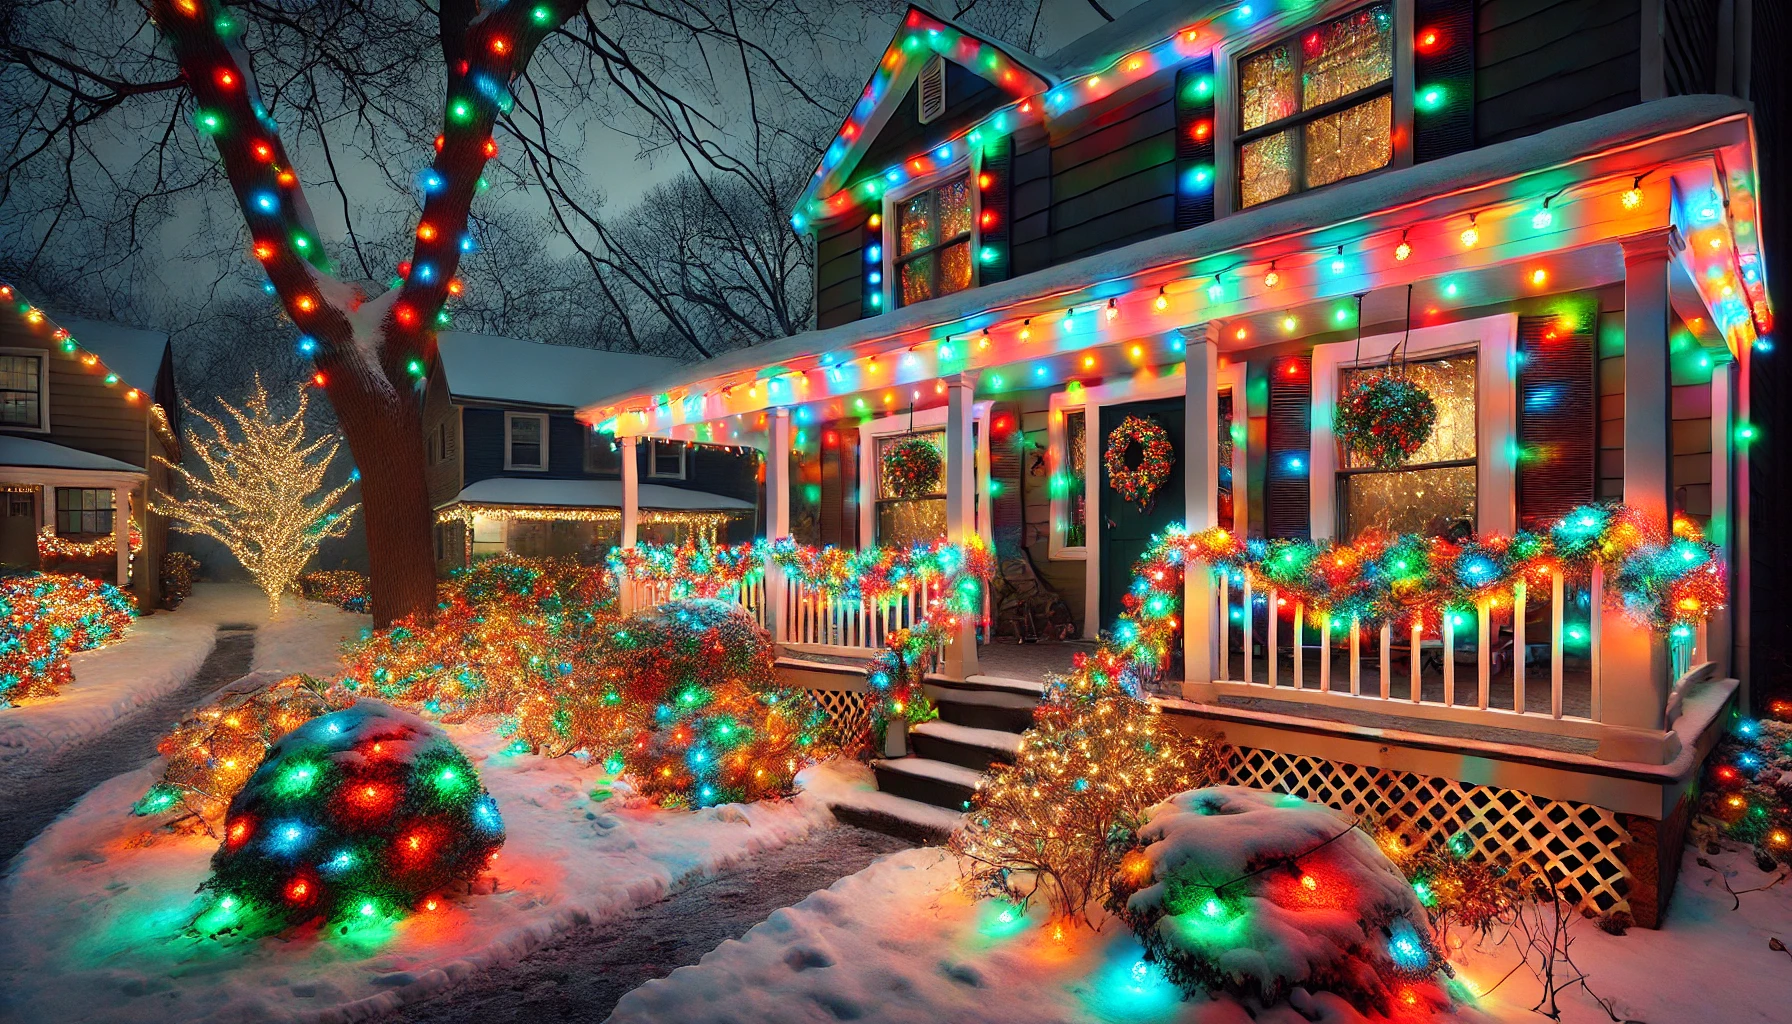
xmin=1098 ymin=397 xmax=1186 ymax=631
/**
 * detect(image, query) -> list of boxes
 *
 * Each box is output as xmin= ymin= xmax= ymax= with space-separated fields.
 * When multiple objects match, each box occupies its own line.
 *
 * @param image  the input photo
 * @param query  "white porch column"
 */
xmin=943 ymin=373 xmax=981 ymax=679
xmin=113 ymin=485 xmax=131 ymax=586
xmin=1599 ymin=231 xmax=1680 ymax=758
xmin=618 ymin=435 xmax=639 ymax=613
xmin=1181 ymin=325 xmax=1219 ymax=696
xmin=764 ymin=409 xmax=791 ymax=645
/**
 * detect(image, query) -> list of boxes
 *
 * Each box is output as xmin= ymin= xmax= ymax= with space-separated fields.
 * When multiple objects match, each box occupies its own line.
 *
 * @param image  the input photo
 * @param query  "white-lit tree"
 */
xmin=154 ymin=375 xmax=357 ymax=612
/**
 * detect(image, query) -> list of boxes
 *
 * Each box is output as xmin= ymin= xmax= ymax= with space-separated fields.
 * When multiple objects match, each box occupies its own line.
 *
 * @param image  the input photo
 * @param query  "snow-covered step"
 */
xmin=909 ymin=719 xmax=1022 ymax=772
xmin=871 ymin=756 xmax=985 ymax=813
xmin=926 ymin=681 xmax=1039 ymax=732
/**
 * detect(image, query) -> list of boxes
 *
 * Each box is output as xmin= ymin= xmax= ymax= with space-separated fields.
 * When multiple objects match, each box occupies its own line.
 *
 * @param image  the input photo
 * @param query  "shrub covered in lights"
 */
xmin=200 ymin=701 xmax=503 ymax=934
xmin=298 ymin=569 xmax=370 ymax=612
xmin=1107 ymin=787 xmax=1454 ymax=1015
xmin=161 ymin=551 xmax=201 ymax=609
xmin=0 ymin=572 xmax=135 ymax=705
xmin=950 ymin=685 xmax=1226 ymax=924
xmin=1698 ymin=705 xmax=1792 ymax=865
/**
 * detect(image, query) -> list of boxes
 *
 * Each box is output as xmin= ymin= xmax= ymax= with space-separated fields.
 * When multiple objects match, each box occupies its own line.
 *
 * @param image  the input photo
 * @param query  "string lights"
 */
xmin=0 ymin=573 xmax=135 ymax=705
xmin=0 ymin=282 xmax=174 ymax=446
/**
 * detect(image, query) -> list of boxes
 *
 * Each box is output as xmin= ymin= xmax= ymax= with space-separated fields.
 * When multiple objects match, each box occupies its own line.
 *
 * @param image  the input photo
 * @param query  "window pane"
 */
xmin=1303 ymin=94 xmax=1392 ymax=190
xmin=1239 ymin=43 xmax=1297 ymax=131
xmin=1343 ymin=464 xmax=1476 ymax=540
xmin=899 ymin=192 xmax=934 ymax=256
xmin=877 ymin=431 xmax=945 ymax=499
xmin=936 ymin=178 xmax=973 ymax=239
xmin=1301 ymin=3 xmax=1393 ymax=108
xmin=1064 ymin=410 xmax=1086 ymax=548
xmin=512 ymin=443 xmax=541 ymax=466
xmin=1240 ymin=130 xmax=1294 ymax=208
xmin=899 ymin=252 xmax=935 ymax=306
xmin=1342 ymin=355 xmax=1478 ymax=469
xmin=1218 ymin=393 xmax=1235 ymax=529
xmin=937 ymin=241 xmax=972 ymax=297
xmin=511 ymin=417 xmax=541 ymax=442
xmin=878 ymin=497 xmax=947 ymax=548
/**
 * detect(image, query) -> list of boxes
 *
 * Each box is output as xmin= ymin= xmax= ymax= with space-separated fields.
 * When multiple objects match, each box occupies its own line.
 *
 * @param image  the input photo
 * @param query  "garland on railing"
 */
xmin=37 ymin=524 xmax=143 ymax=561
xmin=609 ymin=538 xmax=995 ymax=732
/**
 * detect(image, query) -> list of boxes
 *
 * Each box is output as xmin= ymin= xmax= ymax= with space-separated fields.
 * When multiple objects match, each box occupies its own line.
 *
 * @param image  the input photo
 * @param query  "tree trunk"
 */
xmin=326 ymin=349 xmax=438 ymax=628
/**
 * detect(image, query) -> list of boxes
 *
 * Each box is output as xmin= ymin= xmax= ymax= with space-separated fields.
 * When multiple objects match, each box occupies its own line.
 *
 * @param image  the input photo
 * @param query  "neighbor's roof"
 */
xmin=451 ymin=477 xmax=754 ymax=511
xmin=58 ymin=318 xmax=168 ymax=395
xmin=435 ymin=332 xmax=683 ymax=410
xmin=0 ymin=435 xmax=144 ymax=474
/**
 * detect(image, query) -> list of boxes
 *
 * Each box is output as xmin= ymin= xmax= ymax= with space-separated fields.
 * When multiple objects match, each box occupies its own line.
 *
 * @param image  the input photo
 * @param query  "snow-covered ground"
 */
xmin=0 ymin=584 xmax=351 ymax=763
xmin=0 ymin=728 xmax=861 ymax=1023
xmin=608 ymin=844 xmax=1789 ymax=1024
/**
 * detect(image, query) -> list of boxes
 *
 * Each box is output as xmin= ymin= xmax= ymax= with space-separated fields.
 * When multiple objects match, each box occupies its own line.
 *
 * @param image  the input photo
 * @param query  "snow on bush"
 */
xmin=950 ymin=686 xmax=1226 ymax=923
xmin=198 ymin=700 xmax=504 ymax=936
xmin=1108 ymin=786 xmax=1455 ymax=1015
xmin=0 ymin=572 xmax=135 ymax=705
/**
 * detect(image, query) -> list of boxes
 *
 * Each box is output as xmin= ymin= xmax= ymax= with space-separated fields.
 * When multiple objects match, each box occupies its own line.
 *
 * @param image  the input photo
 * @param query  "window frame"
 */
xmin=1333 ymin=350 xmax=1480 ymax=541
xmin=856 ymin=403 xmax=991 ymax=552
xmin=54 ymin=487 xmax=114 ymax=536
xmin=647 ymin=437 xmax=687 ymax=480
xmin=879 ymin=152 xmax=982 ymax=311
xmin=1215 ymin=0 xmax=1414 ymax=218
xmin=0 ymin=348 xmax=49 ymax=433
xmin=503 ymin=411 xmax=550 ymax=472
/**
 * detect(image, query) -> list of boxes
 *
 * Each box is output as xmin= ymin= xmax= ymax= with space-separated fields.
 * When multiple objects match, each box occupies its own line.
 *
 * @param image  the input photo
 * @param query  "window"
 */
xmin=0 ymin=353 xmax=44 ymax=429
xmin=505 ymin=413 xmax=547 ymax=471
xmin=434 ymin=421 xmax=452 ymax=464
xmin=894 ymin=174 xmax=974 ymax=307
xmin=470 ymin=514 xmax=505 ymax=559
xmin=1236 ymin=3 xmax=1394 ymax=208
xmin=1218 ymin=391 xmax=1235 ymax=528
xmin=1063 ymin=410 xmax=1087 ymax=548
xmin=1338 ymin=353 xmax=1477 ymax=540
xmin=874 ymin=430 xmax=947 ymax=548
xmin=55 ymin=488 xmax=114 ymax=535
xmin=585 ymin=430 xmax=622 ymax=474
xmin=648 ymin=438 xmax=686 ymax=479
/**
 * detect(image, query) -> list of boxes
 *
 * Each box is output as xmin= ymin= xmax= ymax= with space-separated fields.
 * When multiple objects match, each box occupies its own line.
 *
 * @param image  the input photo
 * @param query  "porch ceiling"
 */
xmin=586 ymin=96 xmax=1765 ymax=445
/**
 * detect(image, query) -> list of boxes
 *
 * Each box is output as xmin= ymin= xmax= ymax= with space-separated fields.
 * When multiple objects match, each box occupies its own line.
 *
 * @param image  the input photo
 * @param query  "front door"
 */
xmin=1098 ymin=397 xmax=1186 ymax=630
xmin=0 ymin=490 xmax=39 ymax=571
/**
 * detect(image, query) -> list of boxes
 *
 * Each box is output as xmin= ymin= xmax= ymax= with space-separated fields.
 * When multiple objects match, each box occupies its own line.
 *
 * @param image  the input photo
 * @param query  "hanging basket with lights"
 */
xmin=1104 ymin=415 xmax=1175 ymax=511
xmin=881 ymin=434 xmax=944 ymax=498
xmin=1335 ymin=374 xmax=1437 ymax=469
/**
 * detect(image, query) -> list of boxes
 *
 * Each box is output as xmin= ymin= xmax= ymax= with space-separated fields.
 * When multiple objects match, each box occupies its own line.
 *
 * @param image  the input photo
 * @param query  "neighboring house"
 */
xmin=423 ymin=332 xmax=759 ymax=571
xmin=586 ymin=2 xmax=1773 ymax=926
xmin=0 ymin=284 xmax=180 ymax=607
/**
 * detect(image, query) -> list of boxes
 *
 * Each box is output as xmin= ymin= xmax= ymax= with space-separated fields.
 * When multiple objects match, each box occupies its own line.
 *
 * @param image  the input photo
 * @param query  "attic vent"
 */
xmin=917 ymin=55 xmax=946 ymax=124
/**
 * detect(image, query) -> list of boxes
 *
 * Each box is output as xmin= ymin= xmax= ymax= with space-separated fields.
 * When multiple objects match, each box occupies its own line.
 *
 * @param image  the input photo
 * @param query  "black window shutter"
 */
xmin=1174 ymin=57 xmax=1217 ymax=230
xmin=1266 ymin=356 xmax=1312 ymax=539
xmin=979 ymin=134 xmax=1013 ymax=286
xmin=1516 ymin=316 xmax=1596 ymax=528
xmin=1413 ymin=0 xmax=1475 ymax=163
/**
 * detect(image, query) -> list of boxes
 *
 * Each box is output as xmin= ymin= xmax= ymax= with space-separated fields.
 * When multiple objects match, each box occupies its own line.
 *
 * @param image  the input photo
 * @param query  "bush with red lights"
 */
xmin=0 ymin=572 xmax=135 ymax=705
xmin=1699 ymin=701 xmax=1792 ymax=864
xmin=199 ymin=701 xmax=503 ymax=934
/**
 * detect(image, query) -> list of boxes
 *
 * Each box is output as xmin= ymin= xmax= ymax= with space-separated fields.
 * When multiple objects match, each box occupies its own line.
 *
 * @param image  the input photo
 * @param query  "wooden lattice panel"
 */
xmin=807 ymin=688 xmax=873 ymax=748
xmin=1225 ymin=746 xmax=1633 ymax=915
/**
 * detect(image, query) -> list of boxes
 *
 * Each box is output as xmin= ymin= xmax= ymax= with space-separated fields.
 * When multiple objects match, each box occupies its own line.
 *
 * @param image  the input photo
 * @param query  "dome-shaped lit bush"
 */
xmin=199 ymin=701 xmax=503 ymax=933
xmin=1108 ymin=786 xmax=1453 ymax=1015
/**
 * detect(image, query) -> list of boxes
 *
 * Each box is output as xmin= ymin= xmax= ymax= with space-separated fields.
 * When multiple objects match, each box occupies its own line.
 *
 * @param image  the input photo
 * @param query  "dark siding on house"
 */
xmin=816 ymin=210 xmax=873 ymax=329
xmin=422 ymin=366 xmax=462 ymax=509
xmin=858 ymin=61 xmax=1005 ymax=173
xmin=1009 ymin=125 xmax=1052 ymax=277
xmin=1474 ymin=0 xmax=1641 ymax=146
xmin=0 ymin=315 xmax=158 ymax=470
xmin=1663 ymin=0 xmax=1721 ymax=96
xmin=1046 ymin=83 xmax=1178 ymax=266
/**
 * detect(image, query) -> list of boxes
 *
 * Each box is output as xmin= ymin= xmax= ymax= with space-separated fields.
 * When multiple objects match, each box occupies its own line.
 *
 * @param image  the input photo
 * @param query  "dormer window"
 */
xmin=894 ymin=174 xmax=974 ymax=307
xmin=1236 ymin=2 xmax=1394 ymax=208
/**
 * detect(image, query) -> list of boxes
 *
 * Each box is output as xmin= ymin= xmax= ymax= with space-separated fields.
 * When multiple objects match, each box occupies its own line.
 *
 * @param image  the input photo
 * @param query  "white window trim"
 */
xmin=1045 ymin=402 xmax=1090 ymax=560
xmin=647 ymin=437 xmax=687 ymax=480
xmin=856 ymin=403 xmax=992 ymax=551
xmin=1308 ymin=311 xmax=1518 ymax=541
xmin=1213 ymin=0 xmax=1414 ymax=219
xmin=503 ymin=411 xmax=549 ymax=472
xmin=0 ymin=347 xmax=51 ymax=434
xmin=879 ymin=152 xmax=982 ymax=312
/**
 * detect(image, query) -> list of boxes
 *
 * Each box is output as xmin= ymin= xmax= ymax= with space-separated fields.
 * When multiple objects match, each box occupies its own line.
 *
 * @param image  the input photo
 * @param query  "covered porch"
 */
xmin=0 ymin=435 xmax=143 ymax=588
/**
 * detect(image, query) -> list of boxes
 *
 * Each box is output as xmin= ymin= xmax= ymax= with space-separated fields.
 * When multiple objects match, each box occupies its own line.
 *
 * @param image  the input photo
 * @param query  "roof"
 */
xmin=435 ymin=332 xmax=684 ymax=410
xmin=1042 ymin=0 xmax=1221 ymax=78
xmin=586 ymin=96 xmax=1761 ymax=429
xmin=452 ymin=477 xmax=755 ymax=511
xmin=0 ymin=435 xmax=144 ymax=474
xmin=57 ymin=319 xmax=168 ymax=394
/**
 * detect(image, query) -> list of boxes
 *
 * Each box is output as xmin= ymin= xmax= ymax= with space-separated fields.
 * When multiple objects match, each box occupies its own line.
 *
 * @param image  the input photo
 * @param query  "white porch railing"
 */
xmin=620 ymin=573 xmax=769 ymax=631
xmin=782 ymin=575 xmax=944 ymax=663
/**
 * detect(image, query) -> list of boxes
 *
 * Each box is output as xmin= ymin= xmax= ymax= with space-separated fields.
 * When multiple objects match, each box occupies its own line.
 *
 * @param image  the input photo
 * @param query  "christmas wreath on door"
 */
xmin=1104 ymin=415 xmax=1175 ymax=511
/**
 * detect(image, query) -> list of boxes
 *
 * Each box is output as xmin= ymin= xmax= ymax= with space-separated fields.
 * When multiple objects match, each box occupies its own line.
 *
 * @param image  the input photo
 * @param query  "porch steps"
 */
xmin=908 ymin=719 xmax=1023 ymax=771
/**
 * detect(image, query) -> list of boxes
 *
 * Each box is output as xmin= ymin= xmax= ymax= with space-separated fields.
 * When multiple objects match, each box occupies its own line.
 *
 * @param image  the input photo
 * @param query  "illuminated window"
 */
xmin=55 ymin=488 xmax=114 ymax=536
xmin=874 ymin=430 xmax=946 ymax=547
xmin=1237 ymin=3 xmax=1394 ymax=209
xmin=1338 ymin=353 xmax=1477 ymax=540
xmin=893 ymin=175 xmax=974 ymax=307
xmin=1063 ymin=410 xmax=1087 ymax=548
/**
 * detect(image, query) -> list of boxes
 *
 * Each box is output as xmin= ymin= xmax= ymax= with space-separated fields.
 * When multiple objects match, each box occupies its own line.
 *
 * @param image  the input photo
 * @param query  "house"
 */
xmin=585 ymin=1 xmax=1770 ymax=926
xmin=423 ymin=331 xmax=759 ymax=571
xmin=0 ymin=283 xmax=181 ymax=608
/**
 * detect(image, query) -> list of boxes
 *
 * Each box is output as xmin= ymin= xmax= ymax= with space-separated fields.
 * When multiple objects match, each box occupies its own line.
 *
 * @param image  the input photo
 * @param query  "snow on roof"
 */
xmin=57 ymin=318 xmax=168 ymax=394
xmin=435 ymin=332 xmax=684 ymax=410
xmin=0 ymin=435 xmax=143 ymax=473
xmin=585 ymin=96 xmax=1755 ymax=421
xmin=453 ymin=477 xmax=755 ymax=511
